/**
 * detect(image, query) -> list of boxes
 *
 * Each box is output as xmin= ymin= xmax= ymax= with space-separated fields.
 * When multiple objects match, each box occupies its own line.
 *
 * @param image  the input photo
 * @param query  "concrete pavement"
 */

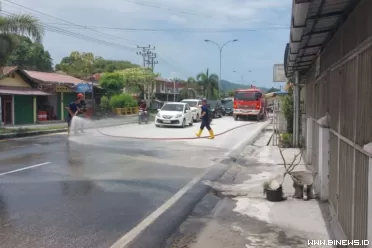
xmin=0 ymin=117 xmax=269 ymax=248
xmin=166 ymin=128 xmax=332 ymax=248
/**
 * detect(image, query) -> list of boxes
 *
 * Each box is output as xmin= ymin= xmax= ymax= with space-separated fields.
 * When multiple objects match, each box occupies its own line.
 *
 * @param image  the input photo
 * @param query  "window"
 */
xmin=162 ymin=104 xmax=184 ymax=111
xmin=181 ymin=100 xmax=198 ymax=107
xmin=234 ymin=92 xmax=261 ymax=101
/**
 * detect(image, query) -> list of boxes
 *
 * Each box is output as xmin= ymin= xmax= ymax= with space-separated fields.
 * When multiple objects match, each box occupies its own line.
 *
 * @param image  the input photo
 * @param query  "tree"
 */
xmin=99 ymin=72 xmax=125 ymax=97
xmin=196 ymin=69 xmax=219 ymax=99
xmin=55 ymin=51 xmax=139 ymax=78
xmin=282 ymin=83 xmax=294 ymax=133
xmin=266 ymin=87 xmax=280 ymax=93
xmin=0 ymin=4 xmax=44 ymax=68
xmin=55 ymin=51 xmax=95 ymax=78
xmin=227 ymin=90 xmax=235 ymax=97
xmin=117 ymin=67 xmax=159 ymax=103
xmin=6 ymin=36 xmax=52 ymax=71
xmin=109 ymin=93 xmax=137 ymax=108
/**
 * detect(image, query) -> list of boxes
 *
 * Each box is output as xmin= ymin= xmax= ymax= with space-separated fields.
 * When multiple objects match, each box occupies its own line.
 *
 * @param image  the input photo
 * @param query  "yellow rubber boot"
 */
xmin=195 ymin=129 xmax=203 ymax=137
xmin=208 ymin=129 xmax=215 ymax=139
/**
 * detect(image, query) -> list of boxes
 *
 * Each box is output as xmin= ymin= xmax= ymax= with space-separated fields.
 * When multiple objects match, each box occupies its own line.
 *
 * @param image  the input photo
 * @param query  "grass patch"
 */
xmin=0 ymin=125 xmax=67 ymax=134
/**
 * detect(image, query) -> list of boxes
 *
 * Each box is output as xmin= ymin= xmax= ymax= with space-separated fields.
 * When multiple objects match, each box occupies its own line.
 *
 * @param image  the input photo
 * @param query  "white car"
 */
xmin=155 ymin=102 xmax=194 ymax=128
xmin=180 ymin=99 xmax=202 ymax=122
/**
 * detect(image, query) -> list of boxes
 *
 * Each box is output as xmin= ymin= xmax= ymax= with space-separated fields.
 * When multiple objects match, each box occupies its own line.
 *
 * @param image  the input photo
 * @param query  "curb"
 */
xmin=0 ymin=120 xmax=139 ymax=140
xmin=117 ymin=121 xmax=271 ymax=248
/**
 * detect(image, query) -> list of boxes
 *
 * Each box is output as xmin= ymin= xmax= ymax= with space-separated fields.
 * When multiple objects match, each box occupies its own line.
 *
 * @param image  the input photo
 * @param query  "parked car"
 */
xmin=206 ymin=104 xmax=214 ymax=124
xmin=155 ymin=102 xmax=194 ymax=128
xmin=180 ymin=99 xmax=202 ymax=122
xmin=223 ymin=100 xmax=233 ymax=116
xmin=208 ymin=100 xmax=224 ymax=118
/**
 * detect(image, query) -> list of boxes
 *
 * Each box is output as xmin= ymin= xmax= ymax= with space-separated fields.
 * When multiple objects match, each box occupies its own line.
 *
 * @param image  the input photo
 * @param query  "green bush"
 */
xmin=110 ymin=93 xmax=137 ymax=108
xmin=282 ymin=86 xmax=293 ymax=133
xmin=100 ymin=96 xmax=111 ymax=109
xmin=280 ymin=132 xmax=293 ymax=147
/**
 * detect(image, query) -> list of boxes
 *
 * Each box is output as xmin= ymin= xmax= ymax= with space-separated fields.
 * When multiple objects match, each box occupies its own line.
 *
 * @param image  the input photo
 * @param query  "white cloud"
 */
xmin=2 ymin=0 xmax=291 ymax=86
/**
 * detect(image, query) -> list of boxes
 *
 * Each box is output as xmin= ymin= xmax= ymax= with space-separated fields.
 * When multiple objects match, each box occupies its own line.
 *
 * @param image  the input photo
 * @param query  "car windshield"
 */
xmin=208 ymin=100 xmax=220 ymax=107
xmin=181 ymin=101 xmax=198 ymax=107
xmin=162 ymin=104 xmax=184 ymax=111
xmin=223 ymin=101 xmax=233 ymax=108
xmin=235 ymin=92 xmax=260 ymax=101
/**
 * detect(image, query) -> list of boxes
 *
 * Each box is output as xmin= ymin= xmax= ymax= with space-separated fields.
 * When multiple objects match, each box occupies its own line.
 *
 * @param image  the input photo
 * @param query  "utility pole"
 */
xmin=136 ymin=45 xmax=155 ymax=68
xmin=146 ymin=52 xmax=158 ymax=71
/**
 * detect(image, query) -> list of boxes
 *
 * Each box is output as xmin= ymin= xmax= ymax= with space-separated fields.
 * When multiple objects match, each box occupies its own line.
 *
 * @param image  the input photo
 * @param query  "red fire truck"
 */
xmin=233 ymin=87 xmax=266 ymax=121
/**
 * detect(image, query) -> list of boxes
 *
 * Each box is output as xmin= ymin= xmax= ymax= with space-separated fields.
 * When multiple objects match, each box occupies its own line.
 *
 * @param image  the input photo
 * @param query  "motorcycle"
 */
xmin=138 ymin=108 xmax=149 ymax=124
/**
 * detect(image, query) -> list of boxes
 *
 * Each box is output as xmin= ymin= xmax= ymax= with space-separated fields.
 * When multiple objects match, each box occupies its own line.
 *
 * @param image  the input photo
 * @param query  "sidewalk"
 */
xmin=0 ymin=115 xmax=138 ymax=139
xmin=167 ymin=129 xmax=332 ymax=248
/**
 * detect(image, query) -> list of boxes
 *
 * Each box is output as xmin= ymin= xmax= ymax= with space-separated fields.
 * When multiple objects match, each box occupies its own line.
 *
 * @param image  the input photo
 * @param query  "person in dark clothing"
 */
xmin=139 ymin=99 xmax=147 ymax=110
xmin=77 ymin=93 xmax=87 ymax=133
xmin=66 ymin=98 xmax=81 ymax=135
xmin=195 ymin=99 xmax=214 ymax=139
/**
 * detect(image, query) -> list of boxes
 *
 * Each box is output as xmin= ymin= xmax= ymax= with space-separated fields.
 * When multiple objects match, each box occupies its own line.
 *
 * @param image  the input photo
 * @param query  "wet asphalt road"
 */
xmin=0 ymin=124 xmax=233 ymax=248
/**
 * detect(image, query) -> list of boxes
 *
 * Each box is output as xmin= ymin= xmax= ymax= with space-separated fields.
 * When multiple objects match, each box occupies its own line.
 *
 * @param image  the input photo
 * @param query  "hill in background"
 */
xmin=221 ymin=80 xmax=269 ymax=93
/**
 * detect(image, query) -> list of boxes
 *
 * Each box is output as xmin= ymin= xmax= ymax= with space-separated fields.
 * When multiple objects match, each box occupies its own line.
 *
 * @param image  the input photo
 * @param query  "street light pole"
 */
xmin=204 ymin=39 xmax=238 ymax=99
xmin=173 ymin=80 xmax=176 ymax=102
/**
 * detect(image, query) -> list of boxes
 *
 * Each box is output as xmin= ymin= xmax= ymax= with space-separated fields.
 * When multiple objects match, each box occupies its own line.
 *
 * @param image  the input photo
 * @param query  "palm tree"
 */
xmin=0 ymin=4 xmax=44 ymax=68
xmin=196 ymin=69 xmax=219 ymax=99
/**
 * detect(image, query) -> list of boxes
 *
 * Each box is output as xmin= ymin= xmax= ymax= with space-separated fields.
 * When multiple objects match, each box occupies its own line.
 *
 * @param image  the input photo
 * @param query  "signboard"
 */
xmin=55 ymin=86 xmax=72 ymax=92
xmin=273 ymin=64 xmax=287 ymax=82
xmin=76 ymin=83 xmax=92 ymax=93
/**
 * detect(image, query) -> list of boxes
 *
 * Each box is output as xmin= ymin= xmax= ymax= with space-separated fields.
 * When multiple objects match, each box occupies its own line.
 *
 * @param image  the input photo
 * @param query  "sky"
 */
xmin=1 ymin=0 xmax=291 ymax=88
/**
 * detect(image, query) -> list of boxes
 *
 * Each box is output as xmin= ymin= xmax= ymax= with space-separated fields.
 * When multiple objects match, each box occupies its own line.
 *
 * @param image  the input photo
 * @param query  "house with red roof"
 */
xmin=0 ymin=66 xmax=91 ymax=126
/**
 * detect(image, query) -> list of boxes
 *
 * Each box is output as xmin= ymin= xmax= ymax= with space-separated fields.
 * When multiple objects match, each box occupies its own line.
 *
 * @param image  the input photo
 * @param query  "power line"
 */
xmin=1 ymin=10 xmax=189 ymax=76
xmin=3 ymin=0 xmax=148 ymax=46
xmin=0 ymin=10 xmax=137 ymax=51
xmin=39 ymin=23 xmax=290 ymax=32
xmin=136 ymin=45 xmax=155 ymax=67
xmin=120 ymin=0 xmax=231 ymax=21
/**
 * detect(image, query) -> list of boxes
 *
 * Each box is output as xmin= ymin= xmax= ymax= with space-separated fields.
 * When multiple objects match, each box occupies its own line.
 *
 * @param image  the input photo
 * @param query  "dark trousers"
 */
xmin=200 ymin=119 xmax=211 ymax=131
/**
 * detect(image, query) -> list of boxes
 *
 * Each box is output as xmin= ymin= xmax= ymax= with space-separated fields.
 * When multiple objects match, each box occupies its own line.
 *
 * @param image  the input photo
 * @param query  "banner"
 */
xmin=76 ymin=83 xmax=93 ymax=93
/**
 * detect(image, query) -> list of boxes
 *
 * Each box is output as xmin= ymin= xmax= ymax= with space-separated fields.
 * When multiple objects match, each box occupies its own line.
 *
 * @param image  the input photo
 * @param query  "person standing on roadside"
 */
xmin=195 ymin=98 xmax=214 ymax=139
xmin=65 ymin=97 xmax=81 ymax=135
xmin=77 ymin=93 xmax=87 ymax=133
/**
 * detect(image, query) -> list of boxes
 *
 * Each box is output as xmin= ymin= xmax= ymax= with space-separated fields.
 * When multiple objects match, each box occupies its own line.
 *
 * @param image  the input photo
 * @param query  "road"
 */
xmin=0 ymin=117 xmax=267 ymax=248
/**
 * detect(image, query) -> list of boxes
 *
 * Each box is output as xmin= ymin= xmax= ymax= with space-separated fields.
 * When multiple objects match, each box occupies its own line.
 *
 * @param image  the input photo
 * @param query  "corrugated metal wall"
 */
xmin=302 ymin=0 xmax=372 ymax=244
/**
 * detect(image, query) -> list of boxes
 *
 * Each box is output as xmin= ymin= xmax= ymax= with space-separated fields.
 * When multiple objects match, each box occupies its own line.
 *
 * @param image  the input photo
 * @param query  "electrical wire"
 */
xmin=0 ymin=10 xmax=138 ymax=52
xmin=0 ymin=9 xmax=191 ymax=77
xmin=39 ymin=23 xmax=290 ymax=32
xmin=3 ymin=0 xmax=149 ymax=46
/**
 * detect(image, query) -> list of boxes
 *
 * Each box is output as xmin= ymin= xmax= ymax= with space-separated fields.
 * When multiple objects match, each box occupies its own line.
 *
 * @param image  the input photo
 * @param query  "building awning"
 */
xmin=0 ymin=86 xmax=52 ymax=95
xmin=284 ymin=0 xmax=359 ymax=78
xmin=265 ymin=91 xmax=288 ymax=98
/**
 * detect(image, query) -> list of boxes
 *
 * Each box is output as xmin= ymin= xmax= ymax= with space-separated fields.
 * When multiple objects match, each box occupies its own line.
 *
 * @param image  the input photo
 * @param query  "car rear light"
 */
xmin=233 ymin=102 xmax=237 ymax=109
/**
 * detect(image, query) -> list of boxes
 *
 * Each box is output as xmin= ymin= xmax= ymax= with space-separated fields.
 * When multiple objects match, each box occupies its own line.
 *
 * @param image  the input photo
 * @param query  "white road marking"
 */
xmin=110 ymin=167 xmax=211 ymax=248
xmin=0 ymin=162 xmax=51 ymax=177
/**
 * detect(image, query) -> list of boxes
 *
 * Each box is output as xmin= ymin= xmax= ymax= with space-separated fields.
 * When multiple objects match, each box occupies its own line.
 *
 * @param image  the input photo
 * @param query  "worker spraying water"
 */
xmin=65 ymin=97 xmax=81 ymax=135
xmin=77 ymin=93 xmax=87 ymax=132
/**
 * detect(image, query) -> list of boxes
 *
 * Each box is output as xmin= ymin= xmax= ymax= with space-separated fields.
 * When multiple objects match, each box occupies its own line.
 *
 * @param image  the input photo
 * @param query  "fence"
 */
xmin=300 ymin=1 xmax=372 ymax=243
xmin=307 ymin=117 xmax=370 ymax=244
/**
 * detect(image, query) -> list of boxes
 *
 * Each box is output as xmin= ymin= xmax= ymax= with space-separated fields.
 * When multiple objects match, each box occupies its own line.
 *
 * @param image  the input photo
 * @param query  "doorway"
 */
xmin=4 ymin=101 xmax=12 ymax=125
xmin=1 ymin=95 xmax=13 ymax=125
